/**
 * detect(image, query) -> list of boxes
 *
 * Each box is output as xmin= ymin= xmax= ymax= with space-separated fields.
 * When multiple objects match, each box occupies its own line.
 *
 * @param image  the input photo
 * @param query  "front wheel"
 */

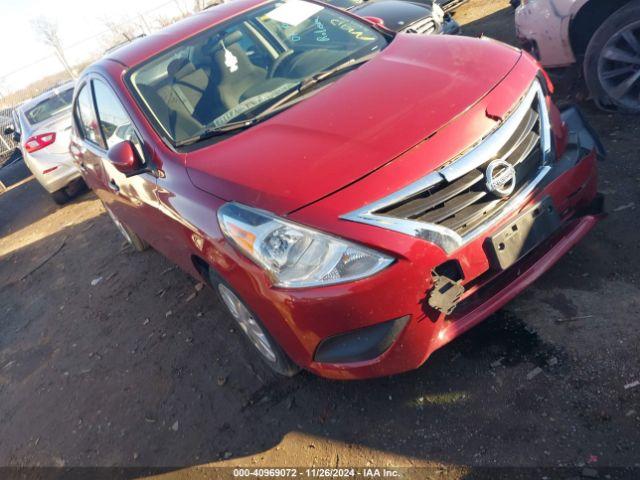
xmin=103 ymin=203 xmax=148 ymax=252
xmin=211 ymin=272 xmax=300 ymax=377
xmin=584 ymin=2 xmax=640 ymax=113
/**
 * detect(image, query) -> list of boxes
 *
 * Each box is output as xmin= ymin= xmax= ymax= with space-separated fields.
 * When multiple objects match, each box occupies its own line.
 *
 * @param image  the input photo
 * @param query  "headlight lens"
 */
xmin=218 ymin=203 xmax=394 ymax=288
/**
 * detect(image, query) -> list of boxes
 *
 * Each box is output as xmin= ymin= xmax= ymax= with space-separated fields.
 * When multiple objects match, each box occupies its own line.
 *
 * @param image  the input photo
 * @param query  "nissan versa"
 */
xmin=70 ymin=0 xmax=605 ymax=379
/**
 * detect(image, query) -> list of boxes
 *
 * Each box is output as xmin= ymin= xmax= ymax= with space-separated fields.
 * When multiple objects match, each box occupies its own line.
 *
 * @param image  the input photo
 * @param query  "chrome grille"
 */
xmin=342 ymin=81 xmax=554 ymax=254
xmin=403 ymin=17 xmax=437 ymax=35
xmin=379 ymin=96 xmax=542 ymax=236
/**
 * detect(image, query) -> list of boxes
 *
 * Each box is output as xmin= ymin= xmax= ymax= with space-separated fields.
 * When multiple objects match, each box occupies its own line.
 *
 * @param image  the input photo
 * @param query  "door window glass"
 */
xmin=76 ymin=84 xmax=104 ymax=148
xmin=93 ymin=80 xmax=143 ymax=158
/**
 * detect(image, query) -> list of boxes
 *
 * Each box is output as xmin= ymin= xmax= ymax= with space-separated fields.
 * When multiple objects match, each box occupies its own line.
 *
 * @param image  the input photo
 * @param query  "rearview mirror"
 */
xmin=107 ymin=141 xmax=143 ymax=175
xmin=3 ymin=125 xmax=15 ymax=136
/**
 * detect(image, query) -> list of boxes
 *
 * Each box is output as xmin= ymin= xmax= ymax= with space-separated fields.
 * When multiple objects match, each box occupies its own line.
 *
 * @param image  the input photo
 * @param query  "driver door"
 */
xmin=90 ymin=78 xmax=159 ymax=244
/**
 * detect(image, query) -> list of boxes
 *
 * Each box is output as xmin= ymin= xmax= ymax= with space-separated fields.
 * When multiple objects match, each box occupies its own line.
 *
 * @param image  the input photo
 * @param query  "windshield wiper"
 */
xmin=175 ymin=52 xmax=378 ymax=147
xmin=254 ymin=52 xmax=379 ymax=120
xmin=174 ymin=118 xmax=258 ymax=147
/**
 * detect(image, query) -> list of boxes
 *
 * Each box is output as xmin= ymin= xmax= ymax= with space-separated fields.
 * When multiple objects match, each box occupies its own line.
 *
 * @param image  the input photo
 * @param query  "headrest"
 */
xmin=167 ymin=58 xmax=191 ymax=77
xmin=222 ymin=30 xmax=243 ymax=46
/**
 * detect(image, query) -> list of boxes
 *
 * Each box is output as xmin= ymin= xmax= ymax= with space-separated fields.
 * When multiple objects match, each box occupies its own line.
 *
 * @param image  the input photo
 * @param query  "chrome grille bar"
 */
xmin=403 ymin=18 xmax=437 ymax=35
xmin=341 ymin=80 xmax=553 ymax=254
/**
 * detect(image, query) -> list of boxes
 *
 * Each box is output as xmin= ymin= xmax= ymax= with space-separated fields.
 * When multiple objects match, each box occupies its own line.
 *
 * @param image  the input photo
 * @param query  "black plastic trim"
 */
xmin=314 ymin=315 xmax=410 ymax=364
xmin=560 ymin=105 xmax=607 ymax=159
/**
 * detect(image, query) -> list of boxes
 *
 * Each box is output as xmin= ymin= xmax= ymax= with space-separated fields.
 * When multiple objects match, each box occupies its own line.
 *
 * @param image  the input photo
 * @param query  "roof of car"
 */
xmin=102 ymin=0 xmax=268 ymax=69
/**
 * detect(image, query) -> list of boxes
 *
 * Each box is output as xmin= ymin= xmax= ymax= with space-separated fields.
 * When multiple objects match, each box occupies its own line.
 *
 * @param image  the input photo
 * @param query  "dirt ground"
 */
xmin=1 ymin=1 xmax=639 ymax=477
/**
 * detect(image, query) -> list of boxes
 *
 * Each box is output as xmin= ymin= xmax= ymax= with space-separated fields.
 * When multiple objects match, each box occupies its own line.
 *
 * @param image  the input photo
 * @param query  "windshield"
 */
xmin=128 ymin=0 xmax=388 ymax=145
xmin=25 ymin=88 xmax=74 ymax=125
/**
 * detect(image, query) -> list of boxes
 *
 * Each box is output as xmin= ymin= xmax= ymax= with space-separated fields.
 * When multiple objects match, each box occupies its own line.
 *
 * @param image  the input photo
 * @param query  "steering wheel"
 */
xmin=268 ymin=50 xmax=296 ymax=78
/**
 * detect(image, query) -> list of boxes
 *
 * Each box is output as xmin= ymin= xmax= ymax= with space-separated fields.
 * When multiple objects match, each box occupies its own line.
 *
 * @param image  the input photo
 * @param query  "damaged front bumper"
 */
xmin=561 ymin=106 xmax=607 ymax=160
xmin=308 ymin=106 xmax=604 ymax=379
xmin=427 ymin=105 xmax=606 ymax=317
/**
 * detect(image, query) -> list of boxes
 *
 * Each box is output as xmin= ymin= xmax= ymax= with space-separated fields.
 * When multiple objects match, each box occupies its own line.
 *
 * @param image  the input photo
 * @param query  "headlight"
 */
xmin=218 ymin=203 xmax=394 ymax=288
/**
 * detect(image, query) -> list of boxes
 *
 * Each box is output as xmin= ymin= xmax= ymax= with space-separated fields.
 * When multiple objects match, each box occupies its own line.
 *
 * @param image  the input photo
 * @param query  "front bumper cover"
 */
xmin=215 ymin=103 xmax=605 ymax=380
xmin=561 ymin=106 xmax=607 ymax=160
xmin=308 ymin=105 xmax=605 ymax=379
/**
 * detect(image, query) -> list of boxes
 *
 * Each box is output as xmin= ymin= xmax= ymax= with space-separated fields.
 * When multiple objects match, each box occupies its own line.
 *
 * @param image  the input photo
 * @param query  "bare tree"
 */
xmin=30 ymin=17 xmax=75 ymax=79
xmin=100 ymin=16 xmax=142 ymax=42
xmin=153 ymin=13 xmax=189 ymax=28
xmin=173 ymin=0 xmax=188 ymax=16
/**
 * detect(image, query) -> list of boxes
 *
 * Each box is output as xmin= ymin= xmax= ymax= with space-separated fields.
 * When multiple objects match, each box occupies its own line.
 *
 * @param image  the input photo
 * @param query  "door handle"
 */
xmin=109 ymin=179 xmax=120 ymax=193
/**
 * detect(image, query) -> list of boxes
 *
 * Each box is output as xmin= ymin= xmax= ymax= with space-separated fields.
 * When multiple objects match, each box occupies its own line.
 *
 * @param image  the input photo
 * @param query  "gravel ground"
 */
xmin=0 ymin=1 xmax=639 ymax=477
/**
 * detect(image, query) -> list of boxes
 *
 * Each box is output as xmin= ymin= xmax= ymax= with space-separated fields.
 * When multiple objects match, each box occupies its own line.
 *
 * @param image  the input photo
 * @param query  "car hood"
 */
xmin=352 ymin=1 xmax=434 ymax=32
xmin=186 ymin=34 xmax=522 ymax=215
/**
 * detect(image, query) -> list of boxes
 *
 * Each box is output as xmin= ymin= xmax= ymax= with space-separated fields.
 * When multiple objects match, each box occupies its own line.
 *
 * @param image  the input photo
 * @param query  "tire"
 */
xmin=209 ymin=271 xmax=300 ymax=377
xmin=103 ymin=203 xmax=149 ymax=252
xmin=121 ymin=224 xmax=149 ymax=252
xmin=65 ymin=177 xmax=88 ymax=197
xmin=584 ymin=1 xmax=640 ymax=113
xmin=50 ymin=189 xmax=69 ymax=205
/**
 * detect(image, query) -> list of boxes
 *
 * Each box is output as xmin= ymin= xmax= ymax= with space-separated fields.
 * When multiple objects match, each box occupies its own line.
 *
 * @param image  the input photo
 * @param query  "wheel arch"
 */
xmin=191 ymin=254 xmax=211 ymax=284
xmin=569 ymin=0 xmax=634 ymax=59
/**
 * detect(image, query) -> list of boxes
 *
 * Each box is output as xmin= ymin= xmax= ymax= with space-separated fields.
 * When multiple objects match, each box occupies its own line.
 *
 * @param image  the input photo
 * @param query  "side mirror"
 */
xmin=3 ymin=125 xmax=15 ymax=136
xmin=107 ymin=140 xmax=143 ymax=175
xmin=364 ymin=16 xmax=385 ymax=27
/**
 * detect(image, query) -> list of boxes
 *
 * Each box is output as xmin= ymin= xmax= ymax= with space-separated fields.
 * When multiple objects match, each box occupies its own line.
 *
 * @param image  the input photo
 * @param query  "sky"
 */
xmin=0 ymin=0 xmax=193 ymax=92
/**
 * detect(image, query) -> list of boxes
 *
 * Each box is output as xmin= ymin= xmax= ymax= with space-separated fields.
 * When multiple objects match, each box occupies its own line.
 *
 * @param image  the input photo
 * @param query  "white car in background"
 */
xmin=516 ymin=0 xmax=640 ymax=113
xmin=4 ymin=81 xmax=85 ymax=203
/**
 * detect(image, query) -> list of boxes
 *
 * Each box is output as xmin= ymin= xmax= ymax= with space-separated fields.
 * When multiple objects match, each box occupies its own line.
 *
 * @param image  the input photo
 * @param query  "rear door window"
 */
xmin=75 ymin=84 xmax=105 ymax=148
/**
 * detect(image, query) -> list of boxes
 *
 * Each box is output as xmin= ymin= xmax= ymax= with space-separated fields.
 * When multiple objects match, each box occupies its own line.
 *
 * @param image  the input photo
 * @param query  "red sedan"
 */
xmin=70 ymin=0 xmax=605 ymax=379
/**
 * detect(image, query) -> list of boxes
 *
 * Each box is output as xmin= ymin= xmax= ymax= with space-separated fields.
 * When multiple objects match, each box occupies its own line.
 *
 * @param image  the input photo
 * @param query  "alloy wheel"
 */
xmin=217 ymin=284 xmax=277 ymax=364
xmin=598 ymin=20 xmax=640 ymax=111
